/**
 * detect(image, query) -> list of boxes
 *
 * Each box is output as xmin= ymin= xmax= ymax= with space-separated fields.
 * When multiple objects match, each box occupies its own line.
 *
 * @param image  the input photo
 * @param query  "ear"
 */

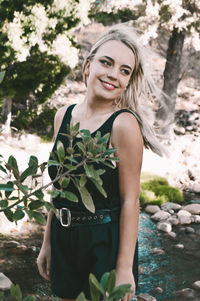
xmin=84 ymin=59 xmax=90 ymax=77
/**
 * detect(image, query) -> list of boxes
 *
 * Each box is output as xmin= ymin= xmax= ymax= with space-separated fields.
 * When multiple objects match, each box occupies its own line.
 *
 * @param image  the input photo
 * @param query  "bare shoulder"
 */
xmin=54 ymin=105 xmax=69 ymax=138
xmin=112 ymin=111 xmax=143 ymax=142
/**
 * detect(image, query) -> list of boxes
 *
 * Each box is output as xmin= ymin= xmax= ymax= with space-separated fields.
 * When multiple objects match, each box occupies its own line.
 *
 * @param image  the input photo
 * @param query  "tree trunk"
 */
xmin=156 ymin=28 xmax=185 ymax=129
xmin=2 ymin=97 xmax=12 ymax=137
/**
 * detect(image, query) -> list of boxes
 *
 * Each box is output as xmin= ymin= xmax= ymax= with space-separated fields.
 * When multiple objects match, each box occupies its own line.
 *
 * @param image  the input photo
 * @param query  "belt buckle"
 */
xmin=59 ymin=208 xmax=71 ymax=227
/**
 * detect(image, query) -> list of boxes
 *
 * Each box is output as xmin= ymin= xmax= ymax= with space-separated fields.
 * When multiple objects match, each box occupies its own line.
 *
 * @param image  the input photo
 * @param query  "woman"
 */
xmin=37 ymin=24 xmax=164 ymax=301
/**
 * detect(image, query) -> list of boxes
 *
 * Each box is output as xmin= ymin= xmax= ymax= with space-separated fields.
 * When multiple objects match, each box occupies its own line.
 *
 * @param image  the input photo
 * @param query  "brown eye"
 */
xmin=121 ymin=69 xmax=130 ymax=75
xmin=100 ymin=59 xmax=111 ymax=66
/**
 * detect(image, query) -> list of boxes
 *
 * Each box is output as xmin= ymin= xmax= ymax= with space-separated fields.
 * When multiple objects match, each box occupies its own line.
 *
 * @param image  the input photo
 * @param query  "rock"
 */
xmin=192 ymin=280 xmax=200 ymax=290
xmin=151 ymin=211 xmax=171 ymax=222
xmin=161 ymin=202 xmax=182 ymax=212
xmin=177 ymin=210 xmax=192 ymax=224
xmin=167 ymin=231 xmax=177 ymax=239
xmin=151 ymin=247 xmax=165 ymax=255
xmin=173 ymin=287 xmax=196 ymax=299
xmin=3 ymin=241 xmax=20 ymax=248
xmin=190 ymin=183 xmax=200 ymax=193
xmin=157 ymin=222 xmax=172 ymax=233
xmin=174 ymin=243 xmax=184 ymax=249
xmin=145 ymin=205 xmax=160 ymax=214
xmin=183 ymin=204 xmax=200 ymax=215
xmin=0 ymin=273 xmax=12 ymax=291
xmin=137 ymin=293 xmax=157 ymax=301
xmin=167 ymin=217 xmax=179 ymax=225
xmin=185 ymin=226 xmax=195 ymax=234
xmin=174 ymin=126 xmax=186 ymax=135
xmin=153 ymin=287 xmax=163 ymax=294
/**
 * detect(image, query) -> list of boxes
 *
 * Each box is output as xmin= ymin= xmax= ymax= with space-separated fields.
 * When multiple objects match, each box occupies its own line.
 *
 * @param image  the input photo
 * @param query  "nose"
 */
xmin=107 ymin=67 xmax=118 ymax=79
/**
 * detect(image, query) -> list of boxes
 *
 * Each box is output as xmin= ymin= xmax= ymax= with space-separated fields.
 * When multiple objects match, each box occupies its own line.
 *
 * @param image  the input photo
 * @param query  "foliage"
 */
xmin=94 ymin=0 xmax=200 ymax=48
xmin=140 ymin=174 xmax=184 ymax=206
xmin=0 ymin=123 xmax=118 ymax=222
xmin=0 ymin=283 xmax=36 ymax=301
xmin=0 ymin=0 xmax=92 ymax=131
xmin=76 ymin=270 xmax=132 ymax=301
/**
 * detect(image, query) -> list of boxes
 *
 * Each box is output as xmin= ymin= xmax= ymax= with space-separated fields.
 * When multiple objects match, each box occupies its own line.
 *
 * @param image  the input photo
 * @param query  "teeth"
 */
xmin=104 ymin=82 xmax=114 ymax=88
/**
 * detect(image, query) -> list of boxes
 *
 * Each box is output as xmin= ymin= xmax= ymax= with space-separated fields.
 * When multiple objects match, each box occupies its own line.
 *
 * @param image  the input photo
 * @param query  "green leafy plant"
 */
xmin=76 ymin=270 xmax=133 ymax=301
xmin=0 ymin=284 xmax=36 ymax=301
xmin=0 ymin=123 xmax=118 ymax=222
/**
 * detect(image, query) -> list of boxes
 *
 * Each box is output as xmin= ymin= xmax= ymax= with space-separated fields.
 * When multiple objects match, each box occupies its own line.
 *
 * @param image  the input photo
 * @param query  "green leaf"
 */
xmin=5 ymin=181 xmax=14 ymax=197
xmin=7 ymin=155 xmax=20 ymax=179
xmin=109 ymin=284 xmax=132 ymax=300
xmin=80 ymin=174 xmax=87 ymax=187
xmin=90 ymin=178 xmax=107 ymax=198
xmin=56 ymin=141 xmax=65 ymax=163
xmin=48 ymin=160 xmax=60 ymax=167
xmin=0 ymin=183 xmax=15 ymax=191
xmin=25 ymin=209 xmax=34 ymax=220
xmin=0 ymin=199 xmax=8 ymax=209
xmin=104 ymin=148 xmax=117 ymax=156
xmin=34 ymin=189 xmax=44 ymax=201
xmin=59 ymin=177 xmax=70 ymax=188
xmin=13 ymin=209 xmax=25 ymax=221
xmin=10 ymin=284 xmax=22 ymax=301
xmin=49 ymin=190 xmax=60 ymax=198
xmin=72 ymin=122 xmax=80 ymax=132
xmin=76 ymin=292 xmax=86 ymax=301
xmin=76 ymin=142 xmax=86 ymax=154
xmin=32 ymin=212 xmax=46 ymax=225
xmin=0 ymin=291 xmax=4 ymax=299
xmin=40 ymin=162 xmax=47 ymax=173
xmin=102 ymin=161 xmax=115 ymax=169
xmin=23 ymin=296 xmax=36 ymax=301
xmin=61 ymin=191 xmax=78 ymax=202
xmin=100 ymin=272 xmax=109 ymax=290
xmin=4 ymin=208 xmax=14 ymax=222
xmin=65 ymin=156 xmax=78 ymax=164
xmin=44 ymin=202 xmax=56 ymax=213
xmin=0 ymin=164 xmax=7 ymax=174
xmin=84 ymin=164 xmax=95 ymax=178
xmin=106 ymin=270 xmax=116 ymax=294
xmin=50 ymin=151 xmax=57 ymax=161
xmin=89 ymin=273 xmax=104 ymax=301
xmin=0 ymin=71 xmax=5 ymax=84
xmin=20 ymin=167 xmax=32 ymax=182
xmin=78 ymin=186 xmax=95 ymax=213
xmin=29 ymin=155 xmax=38 ymax=171
xmin=29 ymin=200 xmax=44 ymax=210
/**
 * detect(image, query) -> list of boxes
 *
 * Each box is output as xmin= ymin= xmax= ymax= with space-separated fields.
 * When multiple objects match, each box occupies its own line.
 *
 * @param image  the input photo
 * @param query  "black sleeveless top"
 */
xmin=48 ymin=104 xmax=137 ymax=211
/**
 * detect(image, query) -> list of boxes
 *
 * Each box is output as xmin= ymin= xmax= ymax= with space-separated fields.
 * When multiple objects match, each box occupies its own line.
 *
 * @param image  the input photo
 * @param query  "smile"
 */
xmin=99 ymin=79 xmax=118 ymax=90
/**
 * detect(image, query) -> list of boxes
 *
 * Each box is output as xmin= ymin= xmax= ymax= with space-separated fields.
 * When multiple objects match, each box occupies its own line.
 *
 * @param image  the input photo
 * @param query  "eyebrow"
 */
xmin=101 ymin=55 xmax=133 ymax=71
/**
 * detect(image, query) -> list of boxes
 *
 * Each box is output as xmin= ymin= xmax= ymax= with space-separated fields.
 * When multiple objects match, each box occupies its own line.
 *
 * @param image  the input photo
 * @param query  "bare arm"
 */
xmin=111 ymin=112 xmax=143 ymax=300
xmin=37 ymin=105 xmax=68 ymax=280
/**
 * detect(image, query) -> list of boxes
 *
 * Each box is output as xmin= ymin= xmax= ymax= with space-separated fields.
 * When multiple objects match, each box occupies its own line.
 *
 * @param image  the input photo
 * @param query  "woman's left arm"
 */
xmin=111 ymin=112 xmax=144 ymax=300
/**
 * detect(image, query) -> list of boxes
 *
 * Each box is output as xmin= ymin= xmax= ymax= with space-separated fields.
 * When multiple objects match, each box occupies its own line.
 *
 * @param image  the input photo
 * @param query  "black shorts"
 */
xmin=50 ymin=214 xmax=138 ymax=299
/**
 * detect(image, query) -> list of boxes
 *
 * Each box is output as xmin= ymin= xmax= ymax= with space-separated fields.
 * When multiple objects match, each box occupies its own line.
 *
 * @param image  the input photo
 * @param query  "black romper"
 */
xmin=48 ymin=104 xmax=139 ymax=299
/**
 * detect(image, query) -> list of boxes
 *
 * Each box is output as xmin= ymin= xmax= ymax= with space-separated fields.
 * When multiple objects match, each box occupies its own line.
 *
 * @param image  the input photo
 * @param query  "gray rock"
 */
xmin=0 ymin=273 xmax=12 ymax=291
xmin=167 ymin=217 xmax=179 ymax=225
xmin=151 ymin=211 xmax=171 ymax=222
xmin=174 ymin=243 xmax=184 ymax=249
xmin=185 ymin=226 xmax=195 ymax=234
xmin=167 ymin=231 xmax=177 ymax=239
xmin=157 ymin=222 xmax=172 ymax=233
xmin=161 ymin=202 xmax=182 ymax=212
xmin=183 ymin=204 xmax=200 ymax=215
xmin=145 ymin=205 xmax=160 ymax=214
xmin=173 ymin=287 xmax=196 ymax=299
xmin=153 ymin=287 xmax=163 ymax=294
xmin=151 ymin=247 xmax=165 ymax=255
xmin=137 ymin=293 xmax=157 ymax=301
xmin=190 ymin=183 xmax=200 ymax=193
xmin=174 ymin=126 xmax=185 ymax=135
xmin=192 ymin=280 xmax=200 ymax=290
xmin=177 ymin=210 xmax=192 ymax=224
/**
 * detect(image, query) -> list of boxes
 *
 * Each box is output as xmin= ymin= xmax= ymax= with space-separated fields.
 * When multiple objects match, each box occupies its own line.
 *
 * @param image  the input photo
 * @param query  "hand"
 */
xmin=37 ymin=244 xmax=51 ymax=281
xmin=115 ymin=268 xmax=136 ymax=301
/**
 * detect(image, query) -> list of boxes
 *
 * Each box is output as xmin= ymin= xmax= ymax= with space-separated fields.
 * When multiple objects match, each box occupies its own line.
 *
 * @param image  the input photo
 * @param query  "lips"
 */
xmin=99 ymin=79 xmax=118 ymax=90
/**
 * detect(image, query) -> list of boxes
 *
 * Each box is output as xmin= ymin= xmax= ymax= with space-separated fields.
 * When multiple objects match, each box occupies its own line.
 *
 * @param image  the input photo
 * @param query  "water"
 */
xmin=137 ymin=212 xmax=200 ymax=300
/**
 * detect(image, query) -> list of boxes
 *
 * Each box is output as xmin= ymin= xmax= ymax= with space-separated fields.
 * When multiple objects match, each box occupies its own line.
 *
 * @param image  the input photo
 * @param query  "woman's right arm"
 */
xmin=37 ymin=105 xmax=69 ymax=280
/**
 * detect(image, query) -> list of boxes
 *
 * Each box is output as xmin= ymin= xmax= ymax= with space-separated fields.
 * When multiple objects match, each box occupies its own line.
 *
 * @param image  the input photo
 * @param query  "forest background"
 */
xmin=0 ymin=0 xmax=200 ymax=300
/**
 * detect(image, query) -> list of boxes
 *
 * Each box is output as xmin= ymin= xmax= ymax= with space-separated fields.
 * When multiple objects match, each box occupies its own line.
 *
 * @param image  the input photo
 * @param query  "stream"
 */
xmin=138 ymin=202 xmax=200 ymax=300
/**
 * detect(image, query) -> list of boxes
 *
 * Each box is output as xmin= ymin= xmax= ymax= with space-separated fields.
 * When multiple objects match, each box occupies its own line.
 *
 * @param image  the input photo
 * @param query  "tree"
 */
xmin=91 ymin=0 xmax=200 ymax=131
xmin=0 ymin=0 xmax=92 ymax=135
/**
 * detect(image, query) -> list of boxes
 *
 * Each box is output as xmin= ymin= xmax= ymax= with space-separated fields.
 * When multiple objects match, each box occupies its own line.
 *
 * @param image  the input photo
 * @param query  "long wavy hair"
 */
xmin=82 ymin=23 xmax=168 ymax=156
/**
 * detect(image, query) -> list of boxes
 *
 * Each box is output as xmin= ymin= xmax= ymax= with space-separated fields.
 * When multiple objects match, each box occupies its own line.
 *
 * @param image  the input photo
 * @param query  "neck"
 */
xmin=82 ymin=95 xmax=116 ymax=117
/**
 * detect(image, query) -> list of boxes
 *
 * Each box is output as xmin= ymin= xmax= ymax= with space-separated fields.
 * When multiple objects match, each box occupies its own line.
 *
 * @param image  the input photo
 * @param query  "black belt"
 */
xmin=55 ymin=207 xmax=120 ymax=227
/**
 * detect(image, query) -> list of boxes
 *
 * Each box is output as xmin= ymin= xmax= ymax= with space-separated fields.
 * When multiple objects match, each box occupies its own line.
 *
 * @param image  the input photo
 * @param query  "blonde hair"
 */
xmin=83 ymin=23 xmax=168 ymax=156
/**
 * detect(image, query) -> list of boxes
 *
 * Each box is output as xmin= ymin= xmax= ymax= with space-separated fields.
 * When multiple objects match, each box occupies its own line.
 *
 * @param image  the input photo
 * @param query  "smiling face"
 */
xmin=84 ymin=40 xmax=136 ymax=104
